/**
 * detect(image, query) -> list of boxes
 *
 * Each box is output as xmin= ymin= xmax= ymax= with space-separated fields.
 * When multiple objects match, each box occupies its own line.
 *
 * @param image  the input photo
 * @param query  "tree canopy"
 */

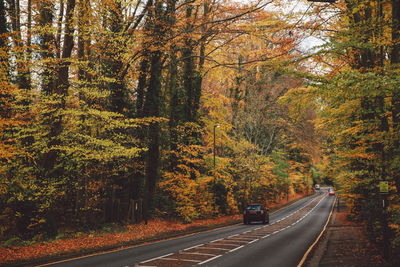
xmin=1 ymin=0 xmax=399 ymax=264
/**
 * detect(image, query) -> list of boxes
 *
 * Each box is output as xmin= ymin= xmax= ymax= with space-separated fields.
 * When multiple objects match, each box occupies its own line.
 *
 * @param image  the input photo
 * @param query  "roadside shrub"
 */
xmin=2 ymin=237 xmax=23 ymax=248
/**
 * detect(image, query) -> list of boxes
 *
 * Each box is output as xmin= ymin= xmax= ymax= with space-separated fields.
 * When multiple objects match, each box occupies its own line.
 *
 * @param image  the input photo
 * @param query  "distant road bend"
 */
xmin=46 ymin=191 xmax=334 ymax=267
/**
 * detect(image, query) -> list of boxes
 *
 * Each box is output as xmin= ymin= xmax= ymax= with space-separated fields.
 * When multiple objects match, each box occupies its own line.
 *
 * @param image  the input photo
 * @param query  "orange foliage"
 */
xmin=335 ymin=211 xmax=359 ymax=226
xmin=268 ymin=192 xmax=307 ymax=210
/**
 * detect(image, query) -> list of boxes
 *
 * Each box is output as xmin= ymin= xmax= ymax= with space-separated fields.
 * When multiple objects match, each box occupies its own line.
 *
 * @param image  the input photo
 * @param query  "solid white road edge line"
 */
xmin=297 ymin=196 xmax=335 ymax=267
xmin=194 ymin=194 xmax=328 ymax=266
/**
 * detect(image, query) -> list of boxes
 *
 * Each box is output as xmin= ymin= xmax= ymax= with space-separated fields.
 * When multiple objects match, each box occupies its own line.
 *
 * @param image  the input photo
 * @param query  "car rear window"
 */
xmin=246 ymin=205 xmax=262 ymax=210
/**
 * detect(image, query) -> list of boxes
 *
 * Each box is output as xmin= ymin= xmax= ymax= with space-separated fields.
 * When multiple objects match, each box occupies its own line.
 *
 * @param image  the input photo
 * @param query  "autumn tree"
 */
xmin=295 ymin=0 xmax=400 ymax=262
xmin=0 ymin=0 xmax=317 ymax=241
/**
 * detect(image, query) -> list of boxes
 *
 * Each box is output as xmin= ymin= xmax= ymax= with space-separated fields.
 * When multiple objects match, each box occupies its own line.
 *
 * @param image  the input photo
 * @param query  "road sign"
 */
xmin=379 ymin=181 xmax=389 ymax=194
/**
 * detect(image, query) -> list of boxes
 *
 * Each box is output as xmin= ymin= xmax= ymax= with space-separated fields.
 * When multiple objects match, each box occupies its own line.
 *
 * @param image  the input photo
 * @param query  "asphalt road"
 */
xmin=45 ymin=192 xmax=334 ymax=267
xmin=207 ymin=193 xmax=334 ymax=267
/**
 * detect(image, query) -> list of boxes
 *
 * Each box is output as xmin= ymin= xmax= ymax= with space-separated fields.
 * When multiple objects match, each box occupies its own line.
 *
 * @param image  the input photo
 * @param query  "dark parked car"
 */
xmin=243 ymin=204 xmax=269 ymax=224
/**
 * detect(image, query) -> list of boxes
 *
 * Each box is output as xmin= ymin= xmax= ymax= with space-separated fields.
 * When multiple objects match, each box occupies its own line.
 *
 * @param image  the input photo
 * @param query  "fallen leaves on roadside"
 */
xmin=0 ymin=215 xmax=240 ymax=265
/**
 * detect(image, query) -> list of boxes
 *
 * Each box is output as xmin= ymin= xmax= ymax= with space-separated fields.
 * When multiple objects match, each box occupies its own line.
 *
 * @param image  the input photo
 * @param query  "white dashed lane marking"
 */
xmin=136 ymin=194 xmax=327 ymax=267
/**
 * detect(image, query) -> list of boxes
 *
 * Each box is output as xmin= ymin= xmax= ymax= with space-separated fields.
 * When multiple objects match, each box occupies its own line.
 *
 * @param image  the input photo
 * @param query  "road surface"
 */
xmin=45 ymin=191 xmax=334 ymax=267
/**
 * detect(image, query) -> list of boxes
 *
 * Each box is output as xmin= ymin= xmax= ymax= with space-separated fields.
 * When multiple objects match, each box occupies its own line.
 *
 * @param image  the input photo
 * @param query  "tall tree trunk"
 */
xmin=76 ymin=0 xmax=90 ymax=220
xmin=143 ymin=51 xmax=162 ymax=223
xmin=166 ymin=0 xmax=179 ymax=162
xmin=7 ymin=0 xmax=17 ymax=38
xmin=77 ymin=0 xmax=91 ymax=104
xmin=182 ymin=0 xmax=203 ymax=123
xmin=375 ymin=0 xmax=391 ymax=260
xmin=391 ymin=0 xmax=400 ymax=64
xmin=136 ymin=54 xmax=149 ymax=117
xmin=77 ymin=0 xmax=93 ymax=91
xmin=8 ymin=0 xmax=27 ymax=88
xmin=107 ymin=1 xmax=126 ymax=114
xmin=0 ymin=0 xmax=6 ymax=48
xmin=190 ymin=1 xmax=211 ymax=122
xmin=142 ymin=0 xmax=164 ymax=223
xmin=27 ymin=0 xmax=31 ymax=55
xmin=43 ymin=0 xmax=75 ymax=176
xmin=0 ymin=0 xmax=8 ymax=72
xmin=38 ymin=0 xmax=55 ymax=94
xmin=168 ymin=50 xmax=179 ymax=150
xmin=77 ymin=0 xmax=89 ymax=82
xmin=182 ymin=1 xmax=194 ymax=122
xmin=136 ymin=0 xmax=161 ymax=118
xmin=55 ymin=0 xmax=64 ymax=59
xmin=391 ymin=0 xmax=400 ymax=193
xmin=54 ymin=0 xmax=75 ymax=95
xmin=182 ymin=45 xmax=194 ymax=122
xmin=22 ymin=0 xmax=32 ymax=92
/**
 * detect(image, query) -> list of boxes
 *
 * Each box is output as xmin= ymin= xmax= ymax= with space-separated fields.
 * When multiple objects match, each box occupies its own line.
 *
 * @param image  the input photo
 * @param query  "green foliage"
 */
xmin=1 ymin=0 xmax=316 ymax=244
xmin=2 ymin=237 xmax=23 ymax=248
xmin=308 ymin=3 xmax=400 ymax=259
xmin=271 ymin=151 xmax=290 ymax=180
xmin=311 ymin=166 xmax=323 ymax=185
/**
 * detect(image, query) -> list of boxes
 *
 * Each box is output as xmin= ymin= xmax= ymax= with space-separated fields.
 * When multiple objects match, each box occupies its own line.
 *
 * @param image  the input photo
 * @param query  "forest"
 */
xmin=0 ymin=0 xmax=399 ymax=264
